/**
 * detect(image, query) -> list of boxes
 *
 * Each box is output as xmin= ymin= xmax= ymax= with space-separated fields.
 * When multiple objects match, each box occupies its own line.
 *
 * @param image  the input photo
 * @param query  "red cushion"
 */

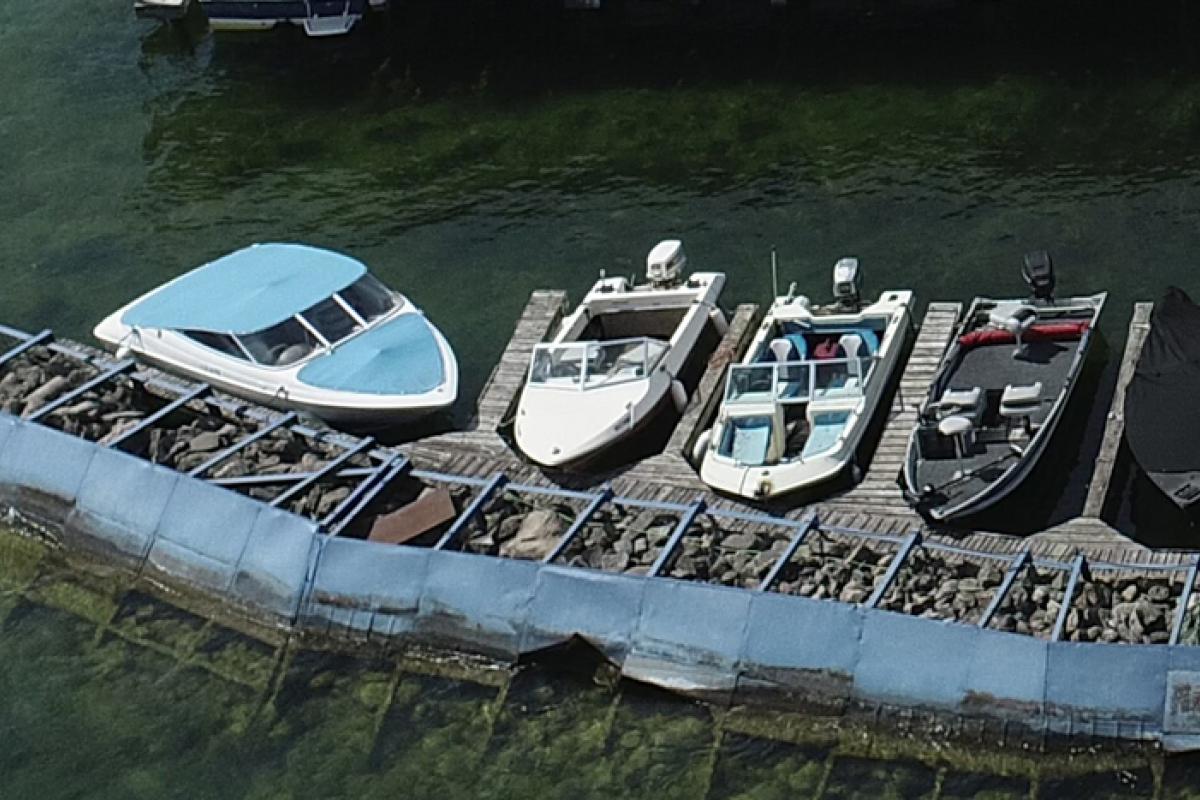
xmin=959 ymin=321 xmax=1089 ymax=350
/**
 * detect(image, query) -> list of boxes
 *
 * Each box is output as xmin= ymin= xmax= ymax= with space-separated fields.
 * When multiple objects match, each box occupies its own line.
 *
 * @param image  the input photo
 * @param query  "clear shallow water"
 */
xmin=1 ymin=530 xmax=1196 ymax=800
xmin=7 ymin=2 xmax=1200 ymax=792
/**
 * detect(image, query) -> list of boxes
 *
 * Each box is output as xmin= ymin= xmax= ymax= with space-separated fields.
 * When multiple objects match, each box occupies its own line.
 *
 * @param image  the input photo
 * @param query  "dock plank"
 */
xmin=1081 ymin=303 xmax=1152 ymax=519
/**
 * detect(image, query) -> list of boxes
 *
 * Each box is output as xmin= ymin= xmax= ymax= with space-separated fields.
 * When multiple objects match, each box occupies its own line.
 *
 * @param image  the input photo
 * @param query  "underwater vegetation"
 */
xmin=4 ymin=526 xmax=1200 ymax=800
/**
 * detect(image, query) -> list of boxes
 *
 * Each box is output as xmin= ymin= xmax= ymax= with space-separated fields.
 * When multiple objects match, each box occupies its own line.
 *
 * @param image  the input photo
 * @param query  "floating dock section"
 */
xmin=1 ymin=296 xmax=1199 ymax=750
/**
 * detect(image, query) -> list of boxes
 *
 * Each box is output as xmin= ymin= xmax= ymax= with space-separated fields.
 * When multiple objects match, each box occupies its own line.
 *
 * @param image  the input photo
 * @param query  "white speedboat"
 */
xmin=514 ymin=240 xmax=726 ymax=468
xmin=698 ymin=258 xmax=913 ymax=500
xmin=94 ymin=243 xmax=458 ymax=430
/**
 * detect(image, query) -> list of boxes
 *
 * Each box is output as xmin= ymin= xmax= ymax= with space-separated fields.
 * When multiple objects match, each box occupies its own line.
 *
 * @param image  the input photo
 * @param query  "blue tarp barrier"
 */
xmin=416 ymin=550 xmax=540 ymax=660
xmin=522 ymin=565 xmax=647 ymax=661
xmin=304 ymin=537 xmax=430 ymax=640
xmin=0 ymin=420 xmax=98 ymax=521
xmin=1044 ymin=642 xmax=1168 ymax=734
xmin=147 ymin=477 xmax=262 ymax=593
xmin=964 ymin=628 xmax=1048 ymax=719
xmin=68 ymin=447 xmax=180 ymax=570
xmin=854 ymin=609 xmax=979 ymax=709
xmin=624 ymin=579 xmax=753 ymax=697
xmin=230 ymin=505 xmax=320 ymax=624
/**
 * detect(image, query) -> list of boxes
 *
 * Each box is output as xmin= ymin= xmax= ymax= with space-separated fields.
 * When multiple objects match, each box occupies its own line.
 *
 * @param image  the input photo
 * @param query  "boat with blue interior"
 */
xmin=902 ymin=252 xmax=1106 ymax=522
xmin=93 ymin=243 xmax=458 ymax=430
xmin=514 ymin=240 xmax=726 ymax=468
xmin=698 ymin=259 xmax=913 ymax=500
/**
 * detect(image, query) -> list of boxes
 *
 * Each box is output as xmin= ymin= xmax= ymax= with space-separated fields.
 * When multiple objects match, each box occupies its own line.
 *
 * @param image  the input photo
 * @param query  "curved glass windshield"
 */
xmin=302 ymin=296 xmax=359 ymax=344
xmin=338 ymin=274 xmax=399 ymax=323
xmin=182 ymin=330 xmax=246 ymax=360
xmin=529 ymin=338 xmax=667 ymax=389
xmin=237 ymin=318 xmax=319 ymax=366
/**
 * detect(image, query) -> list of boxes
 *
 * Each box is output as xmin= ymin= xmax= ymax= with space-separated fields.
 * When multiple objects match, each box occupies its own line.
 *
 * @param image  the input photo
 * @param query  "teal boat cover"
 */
xmin=122 ymin=244 xmax=366 ymax=335
xmin=299 ymin=314 xmax=446 ymax=396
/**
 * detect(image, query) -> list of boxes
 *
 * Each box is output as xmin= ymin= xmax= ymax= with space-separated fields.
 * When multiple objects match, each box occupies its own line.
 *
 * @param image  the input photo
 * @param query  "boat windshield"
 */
xmin=529 ymin=337 xmax=668 ymax=389
xmin=237 ymin=317 xmax=321 ymax=366
xmin=301 ymin=296 xmax=360 ymax=344
xmin=725 ymin=357 xmax=873 ymax=405
xmin=337 ymin=274 xmax=399 ymax=323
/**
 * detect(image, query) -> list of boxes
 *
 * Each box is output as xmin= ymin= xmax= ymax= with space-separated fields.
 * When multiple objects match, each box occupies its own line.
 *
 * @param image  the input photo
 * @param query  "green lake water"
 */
xmin=7 ymin=1 xmax=1200 ymax=794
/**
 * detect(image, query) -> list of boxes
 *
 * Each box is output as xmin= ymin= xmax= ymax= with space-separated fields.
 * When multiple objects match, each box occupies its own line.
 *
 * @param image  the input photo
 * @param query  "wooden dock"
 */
xmin=824 ymin=300 xmax=962 ymax=518
xmin=1083 ymin=302 xmax=1152 ymax=519
xmin=304 ymin=292 xmax=1184 ymax=565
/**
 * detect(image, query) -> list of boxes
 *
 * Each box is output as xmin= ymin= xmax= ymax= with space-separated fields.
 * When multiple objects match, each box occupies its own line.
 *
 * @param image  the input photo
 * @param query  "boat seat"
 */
xmin=1000 ymin=381 xmax=1043 ymax=435
xmin=767 ymin=338 xmax=797 ymax=363
xmin=989 ymin=303 xmax=1038 ymax=358
xmin=838 ymin=333 xmax=864 ymax=359
xmin=275 ymin=343 xmax=314 ymax=366
xmin=935 ymin=386 xmax=983 ymax=424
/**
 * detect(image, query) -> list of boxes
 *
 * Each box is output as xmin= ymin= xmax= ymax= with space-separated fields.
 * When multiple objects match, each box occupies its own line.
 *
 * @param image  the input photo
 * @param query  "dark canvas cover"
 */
xmin=1125 ymin=287 xmax=1200 ymax=473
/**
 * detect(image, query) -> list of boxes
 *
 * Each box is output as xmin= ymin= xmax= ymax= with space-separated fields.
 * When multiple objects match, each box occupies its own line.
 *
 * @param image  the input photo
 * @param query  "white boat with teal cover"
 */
xmin=93 ymin=243 xmax=458 ymax=429
xmin=698 ymin=259 xmax=913 ymax=500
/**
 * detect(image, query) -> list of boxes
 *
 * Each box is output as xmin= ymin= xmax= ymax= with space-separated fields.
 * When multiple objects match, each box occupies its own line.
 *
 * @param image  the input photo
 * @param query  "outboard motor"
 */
xmin=646 ymin=239 xmax=686 ymax=288
xmin=832 ymin=257 xmax=862 ymax=311
xmin=1022 ymin=250 xmax=1056 ymax=304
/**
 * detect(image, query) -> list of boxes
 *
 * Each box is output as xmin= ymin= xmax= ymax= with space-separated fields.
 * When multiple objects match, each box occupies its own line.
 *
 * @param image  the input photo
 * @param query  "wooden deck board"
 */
xmin=1082 ymin=302 xmax=1152 ymax=518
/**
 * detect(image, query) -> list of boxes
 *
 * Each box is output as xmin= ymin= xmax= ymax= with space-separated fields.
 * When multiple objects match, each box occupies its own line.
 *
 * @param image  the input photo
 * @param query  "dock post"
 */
xmin=1170 ymin=559 xmax=1200 ymax=645
xmin=269 ymin=437 xmax=376 ymax=509
xmin=648 ymin=500 xmax=707 ymax=576
xmin=758 ymin=514 xmax=819 ymax=591
xmin=978 ymin=550 xmax=1031 ymax=629
xmin=323 ymin=454 xmax=411 ymax=535
xmin=0 ymin=329 xmax=53 ymax=368
xmin=865 ymin=532 xmax=921 ymax=608
xmin=25 ymin=359 xmax=135 ymax=422
xmin=542 ymin=487 xmax=613 ymax=564
xmin=1051 ymin=554 xmax=1089 ymax=642
xmin=435 ymin=473 xmax=510 ymax=550
xmin=1082 ymin=302 xmax=1153 ymax=519
xmin=189 ymin=412 xmax=298 ymax=478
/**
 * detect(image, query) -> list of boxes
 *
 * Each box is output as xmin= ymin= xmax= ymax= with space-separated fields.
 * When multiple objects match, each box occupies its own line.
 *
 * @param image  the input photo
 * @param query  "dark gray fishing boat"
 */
xmin=902 ymin=252 xmax=1106 ymax=522
xmin=1124 ymin=287 xmax=1200 ymax=511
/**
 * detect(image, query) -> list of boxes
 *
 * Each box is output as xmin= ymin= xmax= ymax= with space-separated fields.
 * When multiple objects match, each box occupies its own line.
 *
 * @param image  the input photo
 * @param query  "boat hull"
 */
xmin=699 ymin=290 xmax=914 ymax=500
xmin=514 ymin=272 xmax=726 ymax=468
xmin=902 ymin=292 xmax=1107 ymax=523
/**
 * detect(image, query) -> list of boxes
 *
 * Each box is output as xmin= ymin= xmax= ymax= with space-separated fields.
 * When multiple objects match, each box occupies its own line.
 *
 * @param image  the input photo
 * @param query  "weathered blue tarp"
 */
xmin=2 ymin=407 xmax=1200 ymax=747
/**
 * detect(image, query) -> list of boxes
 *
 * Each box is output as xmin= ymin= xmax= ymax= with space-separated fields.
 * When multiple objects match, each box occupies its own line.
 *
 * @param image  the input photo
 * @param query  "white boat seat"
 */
xmin=1000 ymin=382 xmax=1043 ymax=415
xmin=838 ymin=333 xmax=865 ymax=359
xmin=988 ymin=302 xmax=1038 ymax=331
xmin=768 ymin=337 xmax=797 ymax=363
xmin=1000 ymin=381 xmax=1043 ymax=435
xmin=989 ymin=302 xmax=1038 ymax=358
xmin=935 ymin=385 xmax=983 ymax=424
xmin=937 ymin=414 xmax=974 ymax=475
xmin=937 ymin=414 xmax=972 ymax=438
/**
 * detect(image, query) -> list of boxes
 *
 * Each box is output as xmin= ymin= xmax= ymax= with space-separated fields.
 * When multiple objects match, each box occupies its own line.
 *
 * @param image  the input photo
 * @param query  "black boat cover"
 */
xmin=1125 ymin=287 xmax=1200 ymax=473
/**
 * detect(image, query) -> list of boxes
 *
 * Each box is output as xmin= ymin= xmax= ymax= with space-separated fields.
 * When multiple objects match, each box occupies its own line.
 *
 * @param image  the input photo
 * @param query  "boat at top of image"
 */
xmin=513 ymin=240 xmax=726 ymax=468
xmin=93 ymin=243 xmax=458 ymax=430
xmin=902 ymin=252 xmax=1106 ymax=523
xmin=134 ymin=0 xmax=384 ymax=37
xmin=697 ymin=258 xmax=913 ymax=500
xmin=1124 ymin=286 xmax=1200 ymax=512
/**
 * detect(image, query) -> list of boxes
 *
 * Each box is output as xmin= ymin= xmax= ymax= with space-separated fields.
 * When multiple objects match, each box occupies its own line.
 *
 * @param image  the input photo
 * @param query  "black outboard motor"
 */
xmin=1022 ymin=250 xmax=1056 ymax=304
